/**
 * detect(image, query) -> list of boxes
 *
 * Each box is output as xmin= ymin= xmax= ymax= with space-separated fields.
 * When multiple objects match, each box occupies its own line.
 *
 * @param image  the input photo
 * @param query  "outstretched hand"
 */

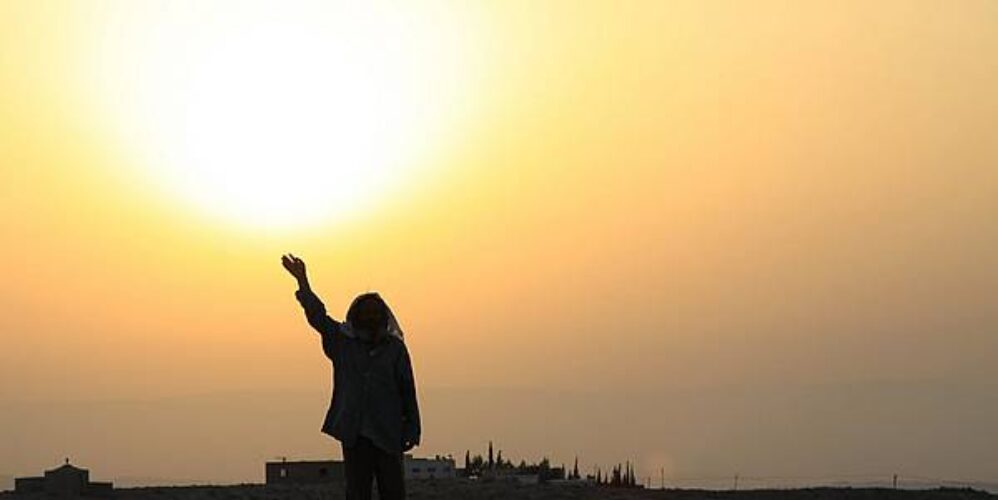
xmin=281 ymin=253 xmax=308 ymax=283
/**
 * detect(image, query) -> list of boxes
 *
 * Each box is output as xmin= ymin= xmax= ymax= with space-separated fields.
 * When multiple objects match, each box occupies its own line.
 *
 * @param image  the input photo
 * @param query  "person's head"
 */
xmin=346 ymin=292 xmax=390 ymax=342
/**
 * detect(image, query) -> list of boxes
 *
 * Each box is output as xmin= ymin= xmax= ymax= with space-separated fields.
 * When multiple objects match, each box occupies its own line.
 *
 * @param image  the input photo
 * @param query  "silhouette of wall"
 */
xmin=264 ymin=460 xmax=345 ymax=485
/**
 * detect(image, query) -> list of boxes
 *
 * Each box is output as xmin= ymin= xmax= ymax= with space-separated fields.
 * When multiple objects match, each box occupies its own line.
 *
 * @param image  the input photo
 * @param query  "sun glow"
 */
xmin=91 ymin=2 xmax=475 ymax=229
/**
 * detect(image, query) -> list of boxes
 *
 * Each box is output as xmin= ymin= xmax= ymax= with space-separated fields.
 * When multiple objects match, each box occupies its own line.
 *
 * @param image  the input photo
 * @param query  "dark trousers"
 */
xmin=342 ymin=435 xmax=405 ymax=500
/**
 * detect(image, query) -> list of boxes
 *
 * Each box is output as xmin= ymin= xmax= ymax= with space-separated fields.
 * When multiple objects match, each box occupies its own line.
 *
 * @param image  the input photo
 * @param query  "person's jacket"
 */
xmin=295 ymin=288 xmax=421 ymax=454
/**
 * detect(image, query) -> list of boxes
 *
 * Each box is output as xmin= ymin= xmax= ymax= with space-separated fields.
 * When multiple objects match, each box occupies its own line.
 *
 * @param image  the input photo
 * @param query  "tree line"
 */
xmin=461 ymin=441 xmax=640 ymax=487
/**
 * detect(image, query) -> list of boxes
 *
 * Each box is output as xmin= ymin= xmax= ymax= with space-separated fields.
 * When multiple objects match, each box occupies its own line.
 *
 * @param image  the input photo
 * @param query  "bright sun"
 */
xmin=92 ymin=2 xmax=474 ymax=229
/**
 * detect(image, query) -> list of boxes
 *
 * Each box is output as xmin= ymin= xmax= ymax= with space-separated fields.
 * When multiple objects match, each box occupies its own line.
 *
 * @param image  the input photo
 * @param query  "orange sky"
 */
xmin=1 ymin=0 xmax=997 ymax=488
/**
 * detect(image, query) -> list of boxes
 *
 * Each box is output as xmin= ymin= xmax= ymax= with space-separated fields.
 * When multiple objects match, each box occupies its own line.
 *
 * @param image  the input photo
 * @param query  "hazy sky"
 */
xmin=1 ymin=0 xmax=997 ymax=488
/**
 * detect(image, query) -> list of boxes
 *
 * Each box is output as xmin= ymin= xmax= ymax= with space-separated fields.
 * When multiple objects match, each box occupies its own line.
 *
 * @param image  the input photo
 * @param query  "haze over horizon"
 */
xmin=1 ymin=0 xmax=996 ymax=488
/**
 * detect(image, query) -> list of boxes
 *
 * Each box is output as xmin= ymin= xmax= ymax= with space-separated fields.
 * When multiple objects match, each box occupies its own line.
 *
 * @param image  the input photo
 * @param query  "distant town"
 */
xmin=7 ymin=443 xmax=642 ymax=497
xmin=267 ymin=440 xmax=641 ymax=488
xmin=5 ymin=454 xmax=997 ymax=500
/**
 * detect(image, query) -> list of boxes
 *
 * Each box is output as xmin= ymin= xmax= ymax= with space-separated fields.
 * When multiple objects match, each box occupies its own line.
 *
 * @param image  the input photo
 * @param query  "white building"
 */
xmin=403 ymin=454 xmax=457 ymax=479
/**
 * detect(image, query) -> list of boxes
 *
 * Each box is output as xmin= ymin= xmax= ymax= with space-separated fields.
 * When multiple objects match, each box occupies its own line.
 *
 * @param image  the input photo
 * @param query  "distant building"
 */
xmin=514 ymin=474 xmax=541 ymax=484
xmin=549 ymin=477 xmax=595 ymax=486
xmin=265 ymin=459 xmax=345 ymax=485
xmin=403 ymin=454 xmax=456 ymax=479
xmin=481 ymin=466 xmax=565 ymax=484
xmin=265 ymin=455 xmax=456 ymax=485
xmin=14 ymin=460 xmax=113 ymax=497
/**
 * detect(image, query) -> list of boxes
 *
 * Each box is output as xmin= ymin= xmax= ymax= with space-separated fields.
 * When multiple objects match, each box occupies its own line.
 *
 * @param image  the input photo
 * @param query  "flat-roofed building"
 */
xmin=265 ymin=459 xmax=345 ymax=485
xmin=265 ymin=455 xmax=456 ymax=484
xmin=403 ymin=454 xmax=456 ymax=479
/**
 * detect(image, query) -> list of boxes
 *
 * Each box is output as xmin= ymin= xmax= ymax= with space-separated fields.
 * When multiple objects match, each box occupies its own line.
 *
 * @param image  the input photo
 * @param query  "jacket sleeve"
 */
xmin=397 ymin=343 xmax=421 ymax=447
xmin=294 ymin=288 xmax=341 ymax=358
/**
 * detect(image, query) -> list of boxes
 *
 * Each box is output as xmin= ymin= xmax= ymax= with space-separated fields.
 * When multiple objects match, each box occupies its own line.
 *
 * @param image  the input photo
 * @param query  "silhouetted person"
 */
xmin=282 ymin=254 xmax=420 ymax=500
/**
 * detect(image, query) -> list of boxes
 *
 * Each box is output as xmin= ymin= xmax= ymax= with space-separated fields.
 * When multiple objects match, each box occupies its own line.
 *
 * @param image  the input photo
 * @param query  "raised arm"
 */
xmin=282 ymin=254 xmax=341 ymax=339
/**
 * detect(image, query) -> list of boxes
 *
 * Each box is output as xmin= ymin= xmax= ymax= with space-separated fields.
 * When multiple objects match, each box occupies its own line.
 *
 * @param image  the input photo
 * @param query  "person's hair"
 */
xmin=346 ymin=292 xmax=390 ymax=332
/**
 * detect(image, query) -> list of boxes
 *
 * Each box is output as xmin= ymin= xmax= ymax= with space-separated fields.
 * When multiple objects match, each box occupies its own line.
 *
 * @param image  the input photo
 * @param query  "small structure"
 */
xmin=14 ymin=459 xmax=113 ymax=497
xmin=403 ymin=454 xmax=456 ymax=479
xmin=265 ymin=455 xmax=456 ymax=485
xmin=265 ymin=458 xmax=345 ymax=485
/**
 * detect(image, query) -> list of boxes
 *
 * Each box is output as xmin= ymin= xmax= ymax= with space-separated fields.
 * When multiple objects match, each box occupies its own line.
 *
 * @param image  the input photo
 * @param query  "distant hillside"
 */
xmin=3 ymin=482 xmax=992 ymax=500
xmin=113 ymin=476 xmax=215 ymax=488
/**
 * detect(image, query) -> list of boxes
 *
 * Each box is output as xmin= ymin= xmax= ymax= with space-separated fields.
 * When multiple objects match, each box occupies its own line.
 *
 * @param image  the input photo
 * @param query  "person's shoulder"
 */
xmin=385 ymin=336 xmax=408 ymax=353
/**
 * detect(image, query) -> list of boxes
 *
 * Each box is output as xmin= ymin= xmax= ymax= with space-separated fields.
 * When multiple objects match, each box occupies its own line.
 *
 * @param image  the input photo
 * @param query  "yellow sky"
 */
xmin=1 ymin=0 xmax=997 ymax=487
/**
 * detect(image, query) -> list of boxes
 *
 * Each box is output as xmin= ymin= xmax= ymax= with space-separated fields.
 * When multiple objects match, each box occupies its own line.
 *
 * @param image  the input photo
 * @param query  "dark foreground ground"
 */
xmin=4 ymin=481 xmax=995 ymax=500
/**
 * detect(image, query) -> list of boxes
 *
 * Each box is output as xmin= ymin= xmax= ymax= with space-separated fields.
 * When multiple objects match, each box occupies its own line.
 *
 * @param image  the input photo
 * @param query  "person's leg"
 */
xmin=342 ymin=438 xmax=375 ymax=500
xmin=373 ymin=448 xmax=406 ymax=500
